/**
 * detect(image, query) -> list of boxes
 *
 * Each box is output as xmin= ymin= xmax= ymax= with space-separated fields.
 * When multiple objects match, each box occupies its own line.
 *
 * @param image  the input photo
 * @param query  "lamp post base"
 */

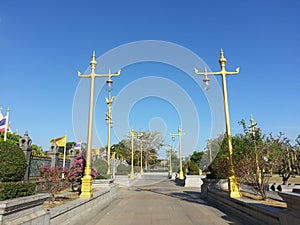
xmin=130 ymin=170 xmax=135 ymax=180
xmin=140 ymin=168 xmax=144 ymax=175
xmin=106 ymin=167 xmax=111 ymax=176
xmin=228 ymin=175 xmax=242 ymax=198
xmin=80 ymin=175 xmax=93 ymax=198
xmin=179 ymin=170 xmax=184 ymax=180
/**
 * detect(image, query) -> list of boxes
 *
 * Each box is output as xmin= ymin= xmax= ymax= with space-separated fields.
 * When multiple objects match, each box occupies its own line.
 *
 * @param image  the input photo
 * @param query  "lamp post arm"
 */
xmin=194 ymin=67 xmax=239 ymax=76
xmin=78 ymin=71 xmax=91 ymax=78
xmin=94 ymin=70 xmax=121 ymax=78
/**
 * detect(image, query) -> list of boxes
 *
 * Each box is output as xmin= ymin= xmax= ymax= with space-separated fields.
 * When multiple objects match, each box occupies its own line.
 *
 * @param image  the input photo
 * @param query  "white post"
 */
xmin=4 ymin=108 xmax=10 ymax=142
xmin=62 ymin=135 xmax=67 ymax=179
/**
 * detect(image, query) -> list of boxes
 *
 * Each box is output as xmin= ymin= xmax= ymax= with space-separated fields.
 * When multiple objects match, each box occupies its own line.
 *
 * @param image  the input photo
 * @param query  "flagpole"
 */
xmin=62 ymin=135 xmax=67 ymax=179
xmin=4 ymin=107 xmax=10 ymax=142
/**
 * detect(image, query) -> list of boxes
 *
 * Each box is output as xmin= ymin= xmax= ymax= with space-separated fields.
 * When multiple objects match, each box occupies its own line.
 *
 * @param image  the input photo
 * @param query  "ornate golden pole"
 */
xmin=129 ymin=129 xmax=136 ymax=179
xmin=140 ymin=141 xmax=143 ymax=175
xmin=77 ymin=52 xmax=120 ymax=198
xmin=106 ymin=95 xmax=115 ymax=175
xmin=194 ymin=49 xmax=241 ymax=198
xmin=168 ymin=145 xmax=173 ymax=177
xmin=170 ymin=127 xmax=185 ymax=180
xmin=136 ymin=133 xmax=144 ymax=175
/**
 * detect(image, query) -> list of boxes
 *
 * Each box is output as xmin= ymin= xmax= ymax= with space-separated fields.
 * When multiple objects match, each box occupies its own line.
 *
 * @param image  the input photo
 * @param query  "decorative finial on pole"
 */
xmin=90 ymin=51 xmax=97 ymax=72
xmin=219 ymin=48 xmax=227 ymax=68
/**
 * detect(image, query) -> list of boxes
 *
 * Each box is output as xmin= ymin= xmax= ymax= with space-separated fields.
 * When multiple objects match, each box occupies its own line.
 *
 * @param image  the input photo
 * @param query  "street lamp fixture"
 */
xmin=194 ymin=49 xmax=241 ymax=198
xmin=77 ymin=52 xmax=120 ymax=198
xmin=170 ymin=127 xmax=185 ymax=180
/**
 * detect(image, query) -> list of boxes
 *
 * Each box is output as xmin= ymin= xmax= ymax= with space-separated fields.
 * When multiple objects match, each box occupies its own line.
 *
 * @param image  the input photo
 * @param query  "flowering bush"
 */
xmin=39 ymin=164 xmax=70 ymax=196
xmin=67 ymin=154 xmax=98 ymax=183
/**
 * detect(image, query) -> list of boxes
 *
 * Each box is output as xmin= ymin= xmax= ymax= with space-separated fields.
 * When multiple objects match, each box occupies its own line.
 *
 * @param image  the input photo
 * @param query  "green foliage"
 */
xmin=112 ymin=141 xmax=130 ymax=161
xmin=0 ymin=182 xmax=36 ymax=200
xmin=93 ymin=158 xmax=108 ymax=176
xmin=0 ymin=132 xmax=21 ymax=146
xmin=0 ymin=141 xmax=28 ymax=182
xmin=200 ymin=135 xmax=224 ymax=171
xmin=182 ymin=151 xmax=204 ymax=175
xmin=31 ymin=144 xmax=44 ymax=156
xmin=208 ymin=145 xmax=228 ymax=179
xmin=96 ymin=174 xmax=108 ymax=179
xmin=183 ymin=161 xmax=200 ymax=175
xmin=190 ymin=151 xmax=204 ymax=165
xmin=116 ymin=164 xmax=131 ymax=175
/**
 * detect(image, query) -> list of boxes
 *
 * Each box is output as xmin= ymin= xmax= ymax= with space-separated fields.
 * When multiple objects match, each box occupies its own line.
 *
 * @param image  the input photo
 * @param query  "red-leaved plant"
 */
xmin=39 ymin=164 xmax=70 ymax=196
xmin=67 ymin=154 xmax=98 ymax=184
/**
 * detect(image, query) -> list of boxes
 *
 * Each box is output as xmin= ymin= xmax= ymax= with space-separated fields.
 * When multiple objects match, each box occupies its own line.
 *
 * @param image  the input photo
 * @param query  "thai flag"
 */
xmin=0 ymin=116 xmax=7 ymax=133
xmin=74 ymin=142 xmax=81 ymax=150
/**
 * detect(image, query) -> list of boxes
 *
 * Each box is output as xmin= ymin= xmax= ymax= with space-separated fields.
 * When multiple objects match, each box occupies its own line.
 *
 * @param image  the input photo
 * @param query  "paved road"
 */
xmin=82 ymin=175 xmax=245 ymax=225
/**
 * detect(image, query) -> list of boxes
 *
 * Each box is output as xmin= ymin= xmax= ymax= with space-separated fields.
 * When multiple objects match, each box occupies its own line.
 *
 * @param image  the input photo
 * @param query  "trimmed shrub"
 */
xmin=0 ymin=141 xmax=28 ymax=182
xmin=0 ymin=182 xmax=36 ymax=200
xmin=116 ymin=164 xmax=131 ymax=175
xmin=183 ymin=161 xmax=200 ymax=175
xmin=93 ymin=158 xmax=108 ymax=176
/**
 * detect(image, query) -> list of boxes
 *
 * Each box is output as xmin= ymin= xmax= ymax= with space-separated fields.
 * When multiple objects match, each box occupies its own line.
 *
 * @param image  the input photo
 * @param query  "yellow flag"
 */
xmin=50 ymin=136 xmax=67 ymax=147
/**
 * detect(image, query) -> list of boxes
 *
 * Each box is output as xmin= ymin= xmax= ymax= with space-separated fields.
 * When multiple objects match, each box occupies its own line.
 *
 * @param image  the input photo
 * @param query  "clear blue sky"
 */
xmin=1 ymin=1 xmax=299 ymax=157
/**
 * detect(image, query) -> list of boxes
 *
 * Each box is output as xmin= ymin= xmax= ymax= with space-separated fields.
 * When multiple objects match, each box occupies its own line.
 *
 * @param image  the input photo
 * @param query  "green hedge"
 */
xmin=0 ymin=182 xmax=36 ymax=200
xmin=93 ymin=159 xmax=108 ymax=175
xmin=0 ymin=141 xmax=28 ymax=182
xmin=116 ymin=164 xmax=131 ymax=175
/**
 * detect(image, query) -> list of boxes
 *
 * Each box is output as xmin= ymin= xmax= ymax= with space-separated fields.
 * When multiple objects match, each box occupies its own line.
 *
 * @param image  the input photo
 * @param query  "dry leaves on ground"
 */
xmin=241 ymin=191 xmax=287 ymax=208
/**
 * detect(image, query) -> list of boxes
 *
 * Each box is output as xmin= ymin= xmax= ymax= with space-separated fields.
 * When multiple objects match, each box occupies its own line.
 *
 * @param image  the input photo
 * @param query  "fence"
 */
xmin=29 ymin=156 xmax=71 ymax=177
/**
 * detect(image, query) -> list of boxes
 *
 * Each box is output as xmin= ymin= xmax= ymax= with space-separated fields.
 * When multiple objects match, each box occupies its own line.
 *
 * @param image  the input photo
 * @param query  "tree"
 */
xmin=266 ymin=132 xmax=294 ymax=185
xmin=190 ymin=151 xmax=204 ymax=165
xmin=111 ymin=140 xmax=131 ymax=162
xmin=200 ymin=135 xmax=224 ymax=172
xmin=122 ymin=130 xmax=164 ymax=169
xmin=31 ymin=144 xmax=44 ymax=156
xmin=183 ymin=151 xmax=204 ymax=175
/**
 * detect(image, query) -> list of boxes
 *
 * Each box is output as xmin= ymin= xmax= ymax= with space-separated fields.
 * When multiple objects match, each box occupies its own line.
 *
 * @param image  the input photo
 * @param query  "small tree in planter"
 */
xmin=39 ymin=164 xmax=70 ymax=197
xmin=67 ymin=154 xmax=98 ymax=192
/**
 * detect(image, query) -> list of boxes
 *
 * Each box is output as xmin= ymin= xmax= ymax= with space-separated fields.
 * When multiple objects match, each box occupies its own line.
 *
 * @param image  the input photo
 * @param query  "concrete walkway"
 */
xmin=78 ymin=175 xmax=245 ymax=225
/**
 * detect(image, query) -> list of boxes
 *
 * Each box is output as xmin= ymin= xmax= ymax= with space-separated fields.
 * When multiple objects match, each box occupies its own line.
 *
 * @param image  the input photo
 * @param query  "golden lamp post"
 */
xmin=249 ymin=115 xmax=262 ymax=185
xmin=106 ymin=74 xmax=115 ymax=176
xmin=130 ymin=128 xmax=136 ymax=180
xmin=168 ymin=136 xmax=175 ymax=178
xmin=194 ymin=49 xmax=241 ymax=198
xmin=170 ymin=127 xmax=185 ymax=180
xmin=136 ymin=133 xmax=144 ymax=175
xmin=77 ymin=52 xmax=120 ymax=198
xmin=167 ymin=144 xmax=173 ymax=178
